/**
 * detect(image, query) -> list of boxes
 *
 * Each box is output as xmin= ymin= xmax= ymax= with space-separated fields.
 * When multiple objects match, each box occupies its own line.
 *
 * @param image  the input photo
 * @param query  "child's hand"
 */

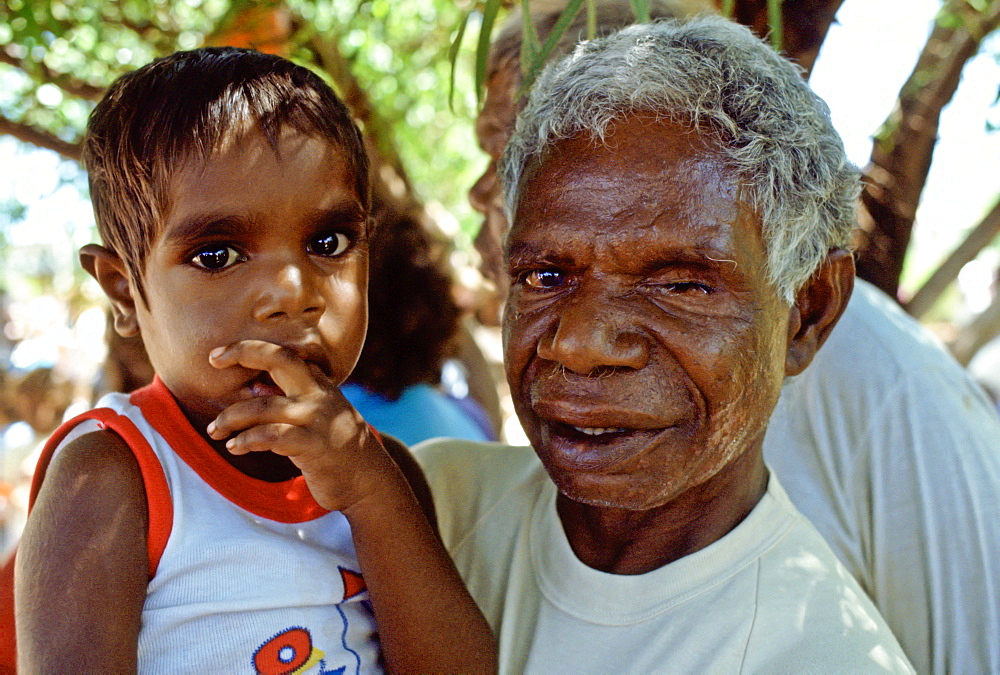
xmin=206 ymin=339 xmax=399 ymax=513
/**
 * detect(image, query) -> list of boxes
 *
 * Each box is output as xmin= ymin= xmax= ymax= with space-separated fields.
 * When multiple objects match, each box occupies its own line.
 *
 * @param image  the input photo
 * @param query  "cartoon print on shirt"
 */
xmin=252 ymin=567 xmax=369 ymax=675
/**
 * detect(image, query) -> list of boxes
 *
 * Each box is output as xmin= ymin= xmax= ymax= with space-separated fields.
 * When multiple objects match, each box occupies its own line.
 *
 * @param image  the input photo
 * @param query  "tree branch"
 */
xmin=726 ymin=0 xmax=847 ymax=76
xmin=950 ymin=285 xmax=1000 ymax=365
xmin=302 ymin=27 xmax=430 ymax=226
xmin=0 ymin=114 xmax=82 ymax=161
xmin=905 ymin=198 xmax=1000 ymax=318
xmin=854 ymin=0 xmax=1000 ymax=298
xmin=304 ymin=32 xmax=412 ymax=192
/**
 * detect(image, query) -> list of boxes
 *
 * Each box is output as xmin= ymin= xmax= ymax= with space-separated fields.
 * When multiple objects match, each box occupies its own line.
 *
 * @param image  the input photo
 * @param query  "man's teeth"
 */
xmin=573 ymin=426 xmax=625 ymax=436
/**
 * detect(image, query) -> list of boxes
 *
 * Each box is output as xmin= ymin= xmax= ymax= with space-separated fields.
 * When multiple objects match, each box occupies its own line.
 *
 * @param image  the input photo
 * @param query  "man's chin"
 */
xmin=549 ymin=467 xmax=680 ymax=513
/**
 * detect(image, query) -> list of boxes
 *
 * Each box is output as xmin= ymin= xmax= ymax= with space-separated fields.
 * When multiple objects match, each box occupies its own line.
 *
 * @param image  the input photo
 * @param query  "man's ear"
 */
xmin=784 ymin=248 xmax=855 ymax=376
xmin=80 ymin=243 xmax=141 ymax=338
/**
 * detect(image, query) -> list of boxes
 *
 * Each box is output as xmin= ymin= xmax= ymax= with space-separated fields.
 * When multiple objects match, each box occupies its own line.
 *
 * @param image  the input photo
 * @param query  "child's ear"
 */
xmin=80 ymin=243 xmax=141 ymax=338
xmin=784 ymin=248 xmax=855 ymax=377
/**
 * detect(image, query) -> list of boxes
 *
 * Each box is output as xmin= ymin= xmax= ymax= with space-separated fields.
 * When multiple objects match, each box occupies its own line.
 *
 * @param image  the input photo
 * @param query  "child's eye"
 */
xmin=190 ymin=245 xmax=244 ymax=271
xmin=308 ymin=232 xmax=350 ymax=257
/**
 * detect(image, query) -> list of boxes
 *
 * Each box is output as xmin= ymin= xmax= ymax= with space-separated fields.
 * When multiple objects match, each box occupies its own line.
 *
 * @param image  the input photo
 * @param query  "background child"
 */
xmin=14 ymin=47 xmax=495 ymax=673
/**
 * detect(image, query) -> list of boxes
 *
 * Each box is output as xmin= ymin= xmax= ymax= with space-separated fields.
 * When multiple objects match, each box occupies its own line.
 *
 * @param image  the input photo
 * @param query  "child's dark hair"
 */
xmin=84 ymin=47 xmax=370 ymax=300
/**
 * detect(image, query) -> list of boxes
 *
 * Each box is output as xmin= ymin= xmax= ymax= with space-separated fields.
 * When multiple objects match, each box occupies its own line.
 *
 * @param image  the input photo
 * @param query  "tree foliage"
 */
xmin=857 ymin=0 xmax=1000 ymax=298
xmin=1 ymin=0 xmax=999 ymax=359
xmin=0 ymin=0 xmax=487 ymax=243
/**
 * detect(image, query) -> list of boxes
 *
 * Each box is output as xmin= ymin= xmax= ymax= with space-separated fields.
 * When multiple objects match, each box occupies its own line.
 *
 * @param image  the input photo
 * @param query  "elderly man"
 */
xmin=463 ymin=3 xmax=1000 ymax=673
xmin=417 ymin=16 xmax=913 ymax=671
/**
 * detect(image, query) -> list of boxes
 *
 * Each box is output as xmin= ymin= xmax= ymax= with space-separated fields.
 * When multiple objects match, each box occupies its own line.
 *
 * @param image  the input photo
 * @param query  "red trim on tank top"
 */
xmin=129 ymin=377 xmax=330 ymax=523
xmin=29 ymin=407 xmax=173 ymax=579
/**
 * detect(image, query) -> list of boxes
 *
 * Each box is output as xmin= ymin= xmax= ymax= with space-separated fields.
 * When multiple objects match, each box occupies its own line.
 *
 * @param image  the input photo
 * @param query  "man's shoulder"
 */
xmin=412 ymin=439 xmax=543 ymax=507
xmin=413 ymin=438 xmax=537 ymax=476
xmin=748 ymin=477 xmax=913 ymax=671
xmin=412 ymin=439 xmax=546 ymax=557
xmin=774 ymin=277 xmax=998 ymax=443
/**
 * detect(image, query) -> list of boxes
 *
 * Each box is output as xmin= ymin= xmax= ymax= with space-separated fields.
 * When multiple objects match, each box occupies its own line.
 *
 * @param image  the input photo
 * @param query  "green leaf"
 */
xmin=629 ymin=0 xmax=650 ymax=23
xmin=475 ymin=0 xmax=503 ymax=100
xmin=520 ymin=0 xmax=540 ymax=75
xmin=448 ymin=8 xmax=472 ymax=112
xmin=519 ymin=0 xmax=585 ymax=96
xmin=767 ymin=0 xmax=783 ymax=51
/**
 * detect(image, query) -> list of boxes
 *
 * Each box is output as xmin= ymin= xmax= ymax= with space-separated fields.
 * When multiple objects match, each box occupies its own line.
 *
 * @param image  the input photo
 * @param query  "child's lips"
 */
xmin=245 ymin=372 xmax=285 ymax=398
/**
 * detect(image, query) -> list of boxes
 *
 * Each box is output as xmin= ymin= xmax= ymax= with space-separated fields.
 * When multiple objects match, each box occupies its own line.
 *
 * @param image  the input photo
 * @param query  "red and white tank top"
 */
xmin=31 ymin=377 xmax=382 ymax=673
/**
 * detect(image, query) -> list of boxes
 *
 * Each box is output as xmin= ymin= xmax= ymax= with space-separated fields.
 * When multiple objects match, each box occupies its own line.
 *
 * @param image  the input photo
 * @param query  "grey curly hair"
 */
xmin=500 ymin=14 xmax=860 ymax=302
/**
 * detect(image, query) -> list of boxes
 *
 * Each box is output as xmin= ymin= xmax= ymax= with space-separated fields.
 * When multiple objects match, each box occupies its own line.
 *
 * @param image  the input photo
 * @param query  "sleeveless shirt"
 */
xmin=30 ymin=377 xmax=382 ymax=673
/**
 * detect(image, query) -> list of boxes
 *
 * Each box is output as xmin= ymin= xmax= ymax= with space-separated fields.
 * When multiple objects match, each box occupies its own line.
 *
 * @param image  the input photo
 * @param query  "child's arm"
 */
xmin=209 ymin=340 xmax=498 ymax=674
xmin=375 ymin=431 xmax=438 ymax=528
xmin=15 ymin=429 xmax=148 ymax=673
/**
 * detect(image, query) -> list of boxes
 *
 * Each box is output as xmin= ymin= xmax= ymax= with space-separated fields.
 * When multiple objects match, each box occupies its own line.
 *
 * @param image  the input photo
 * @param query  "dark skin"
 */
xmin=503 ymin=114 xmax=853 ymax=575
xmin=16 ymin=128 xmax=496 ymax=673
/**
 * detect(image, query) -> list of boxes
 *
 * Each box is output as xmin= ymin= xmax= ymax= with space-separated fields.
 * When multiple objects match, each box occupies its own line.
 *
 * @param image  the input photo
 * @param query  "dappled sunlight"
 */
xmin=838 ymin=576 xmax=881 ymax=634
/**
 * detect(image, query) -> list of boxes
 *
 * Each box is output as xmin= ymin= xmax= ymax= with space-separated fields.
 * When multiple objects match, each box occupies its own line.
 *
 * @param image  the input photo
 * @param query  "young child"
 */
xmin=14 ymin=47 xmax=496 ymax=673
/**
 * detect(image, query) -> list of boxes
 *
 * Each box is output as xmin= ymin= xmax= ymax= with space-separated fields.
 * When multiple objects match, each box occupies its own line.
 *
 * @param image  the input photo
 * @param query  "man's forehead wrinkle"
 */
xmin=535 ymin=180 xmax=736 ymax=241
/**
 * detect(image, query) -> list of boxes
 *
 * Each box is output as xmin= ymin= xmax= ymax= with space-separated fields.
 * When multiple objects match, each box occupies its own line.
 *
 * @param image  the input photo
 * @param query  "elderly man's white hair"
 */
xmin=500 ymin=14 xmax=860 ymax=302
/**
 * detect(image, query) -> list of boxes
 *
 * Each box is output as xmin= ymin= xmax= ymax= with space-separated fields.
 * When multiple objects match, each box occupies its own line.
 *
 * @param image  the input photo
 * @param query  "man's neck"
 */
xmin=555 ymin=448 xmax=769 ymax=575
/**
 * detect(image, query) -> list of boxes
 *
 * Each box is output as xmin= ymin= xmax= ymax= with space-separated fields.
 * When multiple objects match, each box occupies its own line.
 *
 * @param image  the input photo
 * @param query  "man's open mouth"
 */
xmin=537 ymin=420 xmax=670 ymax=470
xmin=570 ymin=426 xmax=627 ymax=436
xmin=553 ymin=421 xmax=660 ymax=442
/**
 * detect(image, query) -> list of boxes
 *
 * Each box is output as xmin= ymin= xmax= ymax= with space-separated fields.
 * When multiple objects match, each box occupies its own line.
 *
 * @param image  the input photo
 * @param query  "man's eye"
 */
xmin=190 ymin=246 xmax=243 ymax=271
xmin=309 ymin=232 xmax=350 ymax=257
xmin=524 ymin=269 xmax=566 ymax=289
xmin=663 ymin=281 xmax=713 ymax=294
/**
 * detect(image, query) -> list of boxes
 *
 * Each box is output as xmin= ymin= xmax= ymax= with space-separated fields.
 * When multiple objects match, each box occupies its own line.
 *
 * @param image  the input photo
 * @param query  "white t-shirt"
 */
xmin=415 ymin=440 xmax=913 ymax=674
xmin=765 ymin=279 xmax=1000 ymax=674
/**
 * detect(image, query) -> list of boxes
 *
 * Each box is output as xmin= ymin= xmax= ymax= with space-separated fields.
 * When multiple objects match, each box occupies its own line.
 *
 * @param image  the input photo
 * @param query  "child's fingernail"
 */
xmin=207 ymin=421 xmax=216 ymax=435
xmin=209 ymin=347 xmax=225 ymax=360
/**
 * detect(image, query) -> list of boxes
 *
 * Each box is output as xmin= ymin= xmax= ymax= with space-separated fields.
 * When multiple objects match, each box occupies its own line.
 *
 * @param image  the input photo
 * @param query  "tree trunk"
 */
xmin=725 ymin=0 xmax=847 ymax=76
xmin=854 ymin=0 xmax=1000 ymax=299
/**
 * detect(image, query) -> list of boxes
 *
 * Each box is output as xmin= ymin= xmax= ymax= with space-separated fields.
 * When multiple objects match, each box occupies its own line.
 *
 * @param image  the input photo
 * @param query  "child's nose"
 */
xmin=253 ymin=262 xmax=325 ymax=324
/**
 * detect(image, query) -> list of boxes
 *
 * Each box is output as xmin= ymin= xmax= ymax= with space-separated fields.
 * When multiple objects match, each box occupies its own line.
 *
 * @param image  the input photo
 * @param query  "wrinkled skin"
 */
xmin=503 ymin=115 xmax=792 ymax=573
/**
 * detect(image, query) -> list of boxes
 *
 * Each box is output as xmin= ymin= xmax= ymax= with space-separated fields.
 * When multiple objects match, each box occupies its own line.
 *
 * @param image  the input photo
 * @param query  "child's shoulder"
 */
xmin=28 ymin=392 xmax=154 ymax=551
xmin=45 ymin=425 xmax=145 ymax=493
xmin=32 ymin=390 xmax=151 ymax=492
xmin=17 ymin=421 xmax=149 ymax=670
xmin=35 ymin=402 xmax=149 ymax=525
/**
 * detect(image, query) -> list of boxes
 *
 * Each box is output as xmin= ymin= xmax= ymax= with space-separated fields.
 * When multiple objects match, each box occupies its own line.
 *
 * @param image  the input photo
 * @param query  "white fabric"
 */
xmin=765 ymin=279 xmax=1000 ymax=674
xmin=415 ymin=440 xmax=913 ymax=674
xmin=48 ymin=391 xmax=381 ymax=674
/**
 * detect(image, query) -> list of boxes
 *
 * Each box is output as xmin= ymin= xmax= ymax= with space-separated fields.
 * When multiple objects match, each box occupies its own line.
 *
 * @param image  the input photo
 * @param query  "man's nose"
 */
xmin=469 ymin=161 xmax=498 ymax=215
xmin=253 ymin=259 xmax=325 ymax=324
xmin=536 ymin=289 xmax=649 ymax=375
